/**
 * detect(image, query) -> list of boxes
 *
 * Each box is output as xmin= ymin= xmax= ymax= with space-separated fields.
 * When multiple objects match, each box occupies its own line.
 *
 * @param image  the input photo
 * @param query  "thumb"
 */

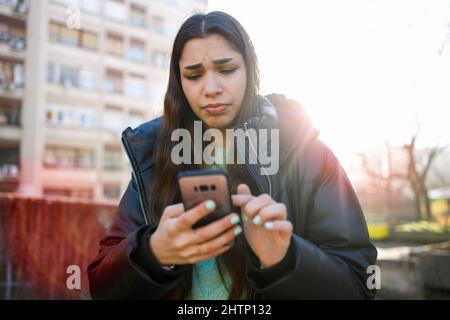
xmin=232 ymin=184 xmax=253 ymax=207
xmin=237 ymin=183 xmax=251 ymax=195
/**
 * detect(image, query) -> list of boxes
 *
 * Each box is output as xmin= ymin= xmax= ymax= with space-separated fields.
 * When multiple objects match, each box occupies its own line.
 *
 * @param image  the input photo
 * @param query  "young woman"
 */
xmin=88 ymin=11 xmax=377 ymax=299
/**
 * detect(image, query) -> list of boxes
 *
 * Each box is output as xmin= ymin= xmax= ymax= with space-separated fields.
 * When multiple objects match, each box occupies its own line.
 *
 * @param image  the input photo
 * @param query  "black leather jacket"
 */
xmin=88 ymin=94 xmax=377 ymax=299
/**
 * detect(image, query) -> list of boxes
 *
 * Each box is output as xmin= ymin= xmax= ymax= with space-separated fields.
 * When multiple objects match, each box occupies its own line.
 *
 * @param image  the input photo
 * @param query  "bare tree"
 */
xmin=403 ymin=128 xmax=449 ymax=220
xmin=360 ymin=128 xmax=449 ymax=221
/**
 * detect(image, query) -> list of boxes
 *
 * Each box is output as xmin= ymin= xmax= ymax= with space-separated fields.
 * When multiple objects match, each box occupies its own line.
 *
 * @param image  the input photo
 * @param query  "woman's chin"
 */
xmin=203 ymin=117 xmax=233 ymax=130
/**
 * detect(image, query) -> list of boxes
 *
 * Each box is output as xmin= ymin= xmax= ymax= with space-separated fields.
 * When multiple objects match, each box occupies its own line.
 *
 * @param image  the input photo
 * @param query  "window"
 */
xmin=106 ymin=32 xmax=124 ymax=56
xmin=46 ymin=104 xmax=96 ymax=128
xmin=0 ymin=98 xmax=21 ymax=126
xmin=49 ymin=21 xmax=98 ymax=51
xmin=128 ymin=38 xmax=145 ymax=63
xmin=59 ymin=25 xmax=79 ymax=46
xmin=104 ymin=145 xmax=122 ymax=170
xmin=0 ymin=59 xmax=25 ymax=90
xmin=44 ymin=145 xmax=95 ymax=169
xmin=12 ymin=62 xmax=24 ymax=87
xmin=151 ymin=16 xmax=164 ymax=34
xmin=151 ymin=51 xmax=168 ymax=70
xmin=0 ymin=144 xmax=19 ymax=179
xmin=129 ymin=3 xmax=146 ymax=28
xmin=104 ymin=184 xmax=121 ymax=199
xmin=81 ymin=31 xmax=97 ymax=50
xmin=80 ymin=0 xmax=100 ymax=13
xmin=79 ymin=69 xmax=96 ymax=90
xmin=44 ymin=146 xmax=77 ymax=168
xmin=0 ymin=0 xmax=28 ymax=14
xmin=0 ymin=22 xmax=7 ymax=41
xmin=0 ymin=0 xmax=17 ymax=5
xmin=125 ymin=74 xmax=146 ymax=98
xmin=60 ymin=65 xmax=78 ymax=88
xmin=164 ymin=20 xmax=178 ymax=38
xmin=47 ymin=62 xmax=60 ymax=83
xmin=54 ymin=0 xmax=100 ymax=13
xmin=48 ymin=62 xmax=97 ymax=91
xmin=78 ymin=148 xmax=95 ymax=168
xmin=104 ymin=69 xmax=123 ymax=93
xmin=0 ymin=20 xmax=26 ymax=51
xmin=103 ymin=105 xmax=123 ymax=135
xmin=105 ymin=0 xmax=127 ymax=21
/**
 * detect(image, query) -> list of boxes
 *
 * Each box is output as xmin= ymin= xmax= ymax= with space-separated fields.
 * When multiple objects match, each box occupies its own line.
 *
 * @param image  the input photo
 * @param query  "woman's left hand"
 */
xmin=232 ymin=184 xmax=293 ymax=268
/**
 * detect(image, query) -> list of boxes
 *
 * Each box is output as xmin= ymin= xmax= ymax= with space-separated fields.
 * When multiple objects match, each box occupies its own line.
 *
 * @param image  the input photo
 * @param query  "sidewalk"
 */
xmin=374 ymin=241 xmax=450 ymax=299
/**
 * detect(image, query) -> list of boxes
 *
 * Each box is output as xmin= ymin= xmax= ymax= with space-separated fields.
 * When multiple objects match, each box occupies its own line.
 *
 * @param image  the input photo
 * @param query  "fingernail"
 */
xmin=205 ymin=200 xmax=215 ymax=210
xmin=252 ymin=215 xmax=261 ymax=225
xmin=233 ymin=226 xmax=242 ymax=235
xmin=264 ymin=222 xmax=274 ymax=230
xmin=242 ymin=213 xmax=248 ymax=222
xmin=230 ymin=215 xmax=240 ymax=225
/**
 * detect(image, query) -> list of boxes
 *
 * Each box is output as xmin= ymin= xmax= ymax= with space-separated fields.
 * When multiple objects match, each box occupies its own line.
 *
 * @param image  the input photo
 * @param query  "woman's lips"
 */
xmin=203 ymin=104 xmax=230 ymax=115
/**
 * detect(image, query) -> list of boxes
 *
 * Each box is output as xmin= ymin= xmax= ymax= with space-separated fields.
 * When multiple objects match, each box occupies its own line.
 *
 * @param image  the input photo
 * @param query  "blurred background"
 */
xmin=0 ymin=0 xmax=449 ymax=299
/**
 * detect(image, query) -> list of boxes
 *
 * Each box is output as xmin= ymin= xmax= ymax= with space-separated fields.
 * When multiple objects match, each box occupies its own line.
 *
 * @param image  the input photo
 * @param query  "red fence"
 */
xmin=0 ymin=193 xmax=117 ymax=299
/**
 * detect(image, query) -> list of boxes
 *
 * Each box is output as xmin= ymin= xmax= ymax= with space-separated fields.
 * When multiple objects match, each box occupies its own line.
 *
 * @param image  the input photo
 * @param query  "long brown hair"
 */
xmin=149 ymin=11 xmax=261 ymax=299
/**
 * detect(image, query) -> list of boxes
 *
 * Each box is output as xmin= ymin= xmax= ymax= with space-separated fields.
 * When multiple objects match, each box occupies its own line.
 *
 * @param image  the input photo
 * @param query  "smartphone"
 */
xmin=177 ymin=169 xmax=232 ymax=229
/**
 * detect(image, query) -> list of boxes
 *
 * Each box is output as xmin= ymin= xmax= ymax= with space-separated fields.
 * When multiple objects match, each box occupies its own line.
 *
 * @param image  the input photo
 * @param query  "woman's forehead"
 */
xmin=180 ymin=35 xmax=243 ymax=67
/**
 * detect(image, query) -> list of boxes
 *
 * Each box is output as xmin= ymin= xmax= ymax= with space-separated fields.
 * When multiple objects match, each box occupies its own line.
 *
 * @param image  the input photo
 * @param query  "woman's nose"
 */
xmin=203 ymin=73 xmax=222 ymax=96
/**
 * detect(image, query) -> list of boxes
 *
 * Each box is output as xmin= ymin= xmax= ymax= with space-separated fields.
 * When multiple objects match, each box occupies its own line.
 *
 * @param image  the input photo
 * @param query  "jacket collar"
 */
xmin=121 ymin=116 xmax=162 ymax=174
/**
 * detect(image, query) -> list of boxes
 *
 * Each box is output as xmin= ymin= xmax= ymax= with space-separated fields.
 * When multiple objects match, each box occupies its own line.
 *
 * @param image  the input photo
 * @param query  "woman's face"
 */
xmin=179 ymin=34 xmax=247 ymax=130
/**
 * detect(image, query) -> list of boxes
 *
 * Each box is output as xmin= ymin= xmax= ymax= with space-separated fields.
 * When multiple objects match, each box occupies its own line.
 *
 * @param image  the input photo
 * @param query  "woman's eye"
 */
xmin=186 ymin=74 xmax=201 ymax=80
xmin=185 ymin=68 xmax=237 ymax=80
xmin=220 ymin=68 xmax=237 ymax=74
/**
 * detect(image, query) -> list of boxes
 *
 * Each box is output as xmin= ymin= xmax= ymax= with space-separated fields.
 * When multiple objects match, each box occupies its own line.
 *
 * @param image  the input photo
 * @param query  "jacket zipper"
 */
xmin=121 ymin=134 xmax=150 ymax=225
xmin=244 ymin=122 xmax=272 ymax=197
xmin=244 ymin=121 xmax=272 ymax=301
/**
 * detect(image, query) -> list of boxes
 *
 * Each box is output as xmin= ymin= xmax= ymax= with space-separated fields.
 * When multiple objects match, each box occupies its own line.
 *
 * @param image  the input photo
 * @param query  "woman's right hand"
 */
xmin=149 ymin=200 xmax=242 ymax=266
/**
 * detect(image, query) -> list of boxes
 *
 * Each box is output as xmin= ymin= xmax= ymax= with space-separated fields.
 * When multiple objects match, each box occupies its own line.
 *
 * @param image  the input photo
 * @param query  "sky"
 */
xmin=207 ymin=0 xmax=450 ymax=164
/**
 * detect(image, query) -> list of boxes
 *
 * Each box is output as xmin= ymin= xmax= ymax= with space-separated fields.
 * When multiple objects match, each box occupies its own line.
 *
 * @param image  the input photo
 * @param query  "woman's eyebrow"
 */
xmin=184 ymin=57 xmax=234 ymax=70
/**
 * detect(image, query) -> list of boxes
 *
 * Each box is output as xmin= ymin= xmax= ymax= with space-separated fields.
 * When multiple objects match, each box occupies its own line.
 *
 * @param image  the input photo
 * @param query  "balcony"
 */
xmin=0 ymin=97 xmax=21 ymax=139
xmin=0 ymin=86 xmax=23 ymax=99
xmin=0 ymin=143 xmax=19 ymax=189
xmin=46 ymin=84 xmax=100 ymax=106
xmin=42 ymin=167 xmax=98 ymax=187
xmin=45 ymin=126 xmax=98 ymax=145
xmin=0 ymin=16 xmax=26 ymax=60
xmin=0 ymin=125 xmax=20 ymax=140
xmin=0 ymin=0 xmax=28 ymax=21
xmin=0 ymin=57 xmax=25 ymax=99
xmin=0 ymin=42 xmax=25 ymax=60
xmin=0 ymin=163 xmax=18 ymax=181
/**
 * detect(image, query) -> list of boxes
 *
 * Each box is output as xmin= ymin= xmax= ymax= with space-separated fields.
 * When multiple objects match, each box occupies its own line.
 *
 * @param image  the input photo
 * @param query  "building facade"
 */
xmin=0 ymin=0 xmax=207 ymax=200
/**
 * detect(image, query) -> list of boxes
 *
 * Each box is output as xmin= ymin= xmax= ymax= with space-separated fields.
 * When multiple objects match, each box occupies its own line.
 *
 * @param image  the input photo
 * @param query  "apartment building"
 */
xmin=0 ymin=0 xmax=208 ymax=200
xmin=0 ymin=0 xmax=26 ymax=193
